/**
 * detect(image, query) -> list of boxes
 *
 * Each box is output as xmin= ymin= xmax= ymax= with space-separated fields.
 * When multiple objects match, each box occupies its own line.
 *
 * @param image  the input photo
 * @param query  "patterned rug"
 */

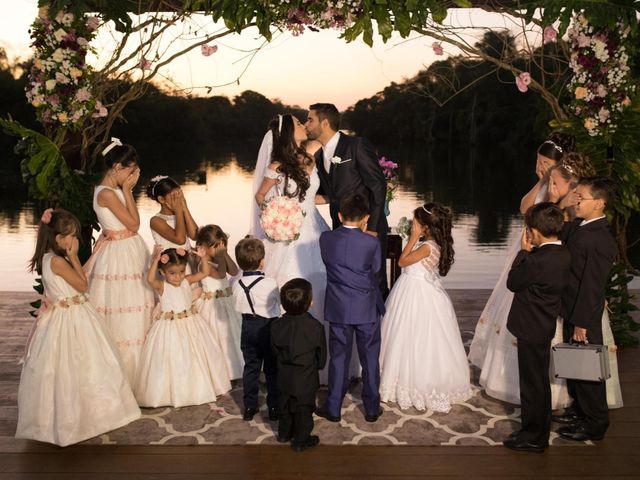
xmin=81 ymin=327 xmax=585 ymax=446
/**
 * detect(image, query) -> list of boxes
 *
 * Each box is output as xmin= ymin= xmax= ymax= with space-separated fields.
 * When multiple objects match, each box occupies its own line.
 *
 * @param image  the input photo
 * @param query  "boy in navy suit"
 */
xmin=503 ymin=203 xmax=571 ymax=453
xmin=554 ymin=177 xmax=618 ymax=442
xmin=316 ymin=193 xmax=386 ymax=423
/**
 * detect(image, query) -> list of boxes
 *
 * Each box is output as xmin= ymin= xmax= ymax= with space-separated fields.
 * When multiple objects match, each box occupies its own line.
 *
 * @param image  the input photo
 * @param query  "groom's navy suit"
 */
xmin=315 ymin=132 xmax=389 ymax=295
xmin=319 ymin=226 xmax=386 ymax=418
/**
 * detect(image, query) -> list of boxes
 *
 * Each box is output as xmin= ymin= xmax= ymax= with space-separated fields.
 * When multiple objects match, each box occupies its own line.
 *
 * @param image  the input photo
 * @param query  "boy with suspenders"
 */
xmin=232 ymin=238 xmax=280 ymax=421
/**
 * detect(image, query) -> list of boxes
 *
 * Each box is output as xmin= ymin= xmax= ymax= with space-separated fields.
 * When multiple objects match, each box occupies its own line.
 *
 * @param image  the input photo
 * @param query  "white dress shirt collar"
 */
xmin=538 ymin=240 xmax=562 ymax=247
xmin=580 ymin=215 xmax=606 ymax=226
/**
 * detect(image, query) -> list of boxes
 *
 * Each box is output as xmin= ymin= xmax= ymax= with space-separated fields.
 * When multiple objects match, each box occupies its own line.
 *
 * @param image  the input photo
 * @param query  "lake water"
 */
xmin=1 ymin=141 xmax=637 ymax=292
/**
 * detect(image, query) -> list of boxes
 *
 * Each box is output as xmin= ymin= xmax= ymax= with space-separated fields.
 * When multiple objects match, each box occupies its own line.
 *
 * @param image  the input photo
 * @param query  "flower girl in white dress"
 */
xmin=380 ymin=203 xmax=472 ymax=413
xmin=17 ymin=209 xmax=140 ymax=446
xmin=85 ymin=139 xmax=155 ymax=385
xmin=147 ymin=175 xmax=198 ymax=272
xmin=134 ymin=246 xmax=231 ymax=407
xmin=195 ymin=225 xmax=244 ymax=380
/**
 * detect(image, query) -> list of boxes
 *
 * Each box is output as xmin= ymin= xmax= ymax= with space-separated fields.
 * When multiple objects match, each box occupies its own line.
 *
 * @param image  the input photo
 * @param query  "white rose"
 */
xmin=53 ymin=28 xmax=67 ymax=42
xmin=45 ymin=79 xmax=57 ymax=91
xmin=52 ymin=49 xmax=64 ymax=63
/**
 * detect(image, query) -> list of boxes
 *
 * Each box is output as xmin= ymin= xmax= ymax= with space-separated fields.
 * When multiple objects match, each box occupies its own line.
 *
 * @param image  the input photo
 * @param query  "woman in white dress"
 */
xmin=17 ymin=209 xmax=140 ymax=446
xmin=470 ymin=146 xmax=623 ymax=409
xmin=380 ymin=203 xmax=472 ymax=412
xmin=253 ymin=114 xmax=359 ymax=384
xmin=135 ymin=246 xmax=231 ymax=407
xmin=85 ymin=139 xmax=156 ymax=385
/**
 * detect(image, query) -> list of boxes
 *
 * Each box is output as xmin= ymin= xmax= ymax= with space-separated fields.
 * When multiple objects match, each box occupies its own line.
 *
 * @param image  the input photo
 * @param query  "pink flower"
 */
xmin=77 ymin=37 xmax=88 ymax=47
xmin=92 ymin=102 xmax=107 ymax=118
xmin=515 ymin=72 xmax=531 ymax=93
xmin=598 ymin=108 xmax=610 ymax=122
xmin=41 ymin=208 xmax=53 ymax=224
xmin=75 ymin=88 xmax=91 ymax=102
xmin=596 ymin=84 xmax=607 ymax=97
xmin=201 ymin=44 xmax=218 ymax=56
xmin=432 ymin=42 xmax=444 ymax=56
xmin=577 ymin=33 xmax=590 ymax=48
xmin=86 ymin=16 xmax=100 ymax=31
xmin=138 ymin=57 xmax=152 ymax=71
xmin=543 ymin=26 xmax=557 ymax=43
xmin=160 ymin=254 xmax=169 ymax=264
xmin=55 ymin=72 xmax=70 ymax=84
xmin=176 ymin=248 xmax=186 ymax=256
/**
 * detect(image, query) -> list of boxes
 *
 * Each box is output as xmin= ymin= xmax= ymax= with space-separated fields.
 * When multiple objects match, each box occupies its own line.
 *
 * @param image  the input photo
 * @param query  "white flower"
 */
xmin=53 ymin=28 xmax=67 ymax=42
xmin=52 ymin=49 xmax=64 ymax=63
xmin=331 ymin=156 xmax=352 ymax=165
xmin=45 ymin=79 xmax=57 ymax=91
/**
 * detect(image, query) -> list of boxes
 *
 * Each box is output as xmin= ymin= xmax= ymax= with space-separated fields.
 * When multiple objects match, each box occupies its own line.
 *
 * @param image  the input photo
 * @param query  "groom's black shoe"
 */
xmin=243 ymin=407 xmax=258 ymax=421
xmin=552 ymin=409 xmax=584 ymax=425
xmin=558 ymin=423 xmax=604 ymax=442
xmin=315 ymin=407 xmax=341 ymax=423
xmin=268 ymin=407 xmax=279 ymax=421
xmin=503 ymin=437 xmax=546 ymax=453
xmin=365 ymin=408 xmax=384 ymax=423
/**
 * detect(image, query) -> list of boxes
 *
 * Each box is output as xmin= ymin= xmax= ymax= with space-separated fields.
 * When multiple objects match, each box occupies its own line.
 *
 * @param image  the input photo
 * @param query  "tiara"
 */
xmin=101 ymin=137 xmax=122 ymax=156
xmin=422 ymin=205 xmax=432 ymax=215
xmin=561 ymin=163 xmax=575 ymax=175
xmin=150 ymin=175 xmax=169 ymax=198
xmin=545 ymin=140 xmax=563 ymax=153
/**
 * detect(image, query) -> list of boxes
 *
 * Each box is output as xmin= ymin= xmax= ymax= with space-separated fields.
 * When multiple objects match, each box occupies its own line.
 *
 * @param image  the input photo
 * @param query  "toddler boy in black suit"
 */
xmin=271 ymin=278 xmax=327 ymax=452
xmin=503 ymin=202 xmax=571 ymax=453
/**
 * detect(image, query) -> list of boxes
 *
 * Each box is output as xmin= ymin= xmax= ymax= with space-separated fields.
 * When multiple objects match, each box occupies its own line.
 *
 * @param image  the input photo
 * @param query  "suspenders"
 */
xmin=238 ymin=277 xmax=264 ymax=316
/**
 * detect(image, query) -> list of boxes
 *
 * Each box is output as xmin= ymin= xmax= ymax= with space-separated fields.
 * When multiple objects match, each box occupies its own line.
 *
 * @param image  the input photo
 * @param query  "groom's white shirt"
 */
xmin=322 ymin=131 xmax=341 ymax=173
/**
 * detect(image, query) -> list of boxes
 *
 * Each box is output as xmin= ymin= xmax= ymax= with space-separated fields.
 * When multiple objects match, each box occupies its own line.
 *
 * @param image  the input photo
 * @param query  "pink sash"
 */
xmin=83 ymin=229 xmax=137 ymax=274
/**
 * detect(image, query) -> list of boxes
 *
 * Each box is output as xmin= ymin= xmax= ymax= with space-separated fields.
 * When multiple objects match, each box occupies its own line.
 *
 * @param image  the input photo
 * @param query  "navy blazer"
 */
xmin=506 ymin=244 xmax=571 ymax=344
xmin=319 ymin=226 xmax=385 ymax=325
xmin=315 ymin=132 xmax=388 ymax=236
xmin=560 ymin=218 xmax=617 ymax=330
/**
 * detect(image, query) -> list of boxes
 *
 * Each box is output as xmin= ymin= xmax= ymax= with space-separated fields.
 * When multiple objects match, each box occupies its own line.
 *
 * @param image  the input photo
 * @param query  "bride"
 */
xmin=250 ymin=113 xmax=359 ymax=384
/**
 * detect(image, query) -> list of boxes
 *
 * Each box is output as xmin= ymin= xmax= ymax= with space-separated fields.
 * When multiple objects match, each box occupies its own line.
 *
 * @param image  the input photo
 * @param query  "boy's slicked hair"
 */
xmin=280 ymin=278 xmax=313 ymax=315
xmin=235 ymin=237 xmax=265 ymax=271
xmin=339 ymin=193 xmax=370 ymax=222
xmin=524 ymin=202 xmax=565 ymax=237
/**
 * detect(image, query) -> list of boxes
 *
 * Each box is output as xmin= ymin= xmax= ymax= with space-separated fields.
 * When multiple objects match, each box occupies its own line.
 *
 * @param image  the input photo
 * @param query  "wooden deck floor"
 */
xmin=1 ymin=290 xmax=638 ymax=479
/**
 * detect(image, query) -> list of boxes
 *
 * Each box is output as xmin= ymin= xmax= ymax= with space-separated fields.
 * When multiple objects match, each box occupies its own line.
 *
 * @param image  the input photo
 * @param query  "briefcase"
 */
xmin=551 ymin=343 xmax=610 ymax=382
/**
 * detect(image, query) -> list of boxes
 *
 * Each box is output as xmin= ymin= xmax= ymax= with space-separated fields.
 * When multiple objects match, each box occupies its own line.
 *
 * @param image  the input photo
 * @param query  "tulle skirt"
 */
xmin=16 ymin=303 xmax=141 ymax=446
xmin=379 ymin=272 xmax=473 ymax=413
xmin=134 ymin=313 xmax=232 ymax=408
xmin=86 ymin=235 xmax=155 ymax=385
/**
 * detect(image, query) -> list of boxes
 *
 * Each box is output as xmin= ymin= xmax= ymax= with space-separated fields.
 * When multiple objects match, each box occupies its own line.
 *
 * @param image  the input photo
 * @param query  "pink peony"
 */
xmin=432 ymin=42 xmax=444 ymax=56
xmin=543 ymin=26 xmax=557 ymax=43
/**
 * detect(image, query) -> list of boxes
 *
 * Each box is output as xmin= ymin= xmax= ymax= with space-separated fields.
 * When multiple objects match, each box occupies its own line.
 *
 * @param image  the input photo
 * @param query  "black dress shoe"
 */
xmin=276 ymin=434 xmax=291 ymax=443
xmin=291 ymin=435 xmax=320 ymax=452
xmin=315 ymin=407 xmax=340 ymax=423
xmin=552 ymin=410 xmax=585 ymax=425
xmin=558 ymin=424 xmax=604 ymax=441
xmin=243 ymin=407 xmax=258 ymax=421
xmin=268 ymin=407 xmax=279 ymax=421
xmin=503 ymin=437 xmax=546 ymax=453
xmin=365 ymin=408 xmax=384 ymax=423
xmin=507 ymin=430 xmax=523 ymax=439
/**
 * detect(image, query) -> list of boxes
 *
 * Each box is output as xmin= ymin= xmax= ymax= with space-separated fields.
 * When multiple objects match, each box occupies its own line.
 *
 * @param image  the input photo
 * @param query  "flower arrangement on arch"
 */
xmin=379 ymin=156 xmax=399 ymax=203
xmin=260 ymin=196 xmax=306 ymax=242
xmin=25 ymin=6 xmax=104 ymax=131
xmin=567 ymin=13 xmax=635 ymax=138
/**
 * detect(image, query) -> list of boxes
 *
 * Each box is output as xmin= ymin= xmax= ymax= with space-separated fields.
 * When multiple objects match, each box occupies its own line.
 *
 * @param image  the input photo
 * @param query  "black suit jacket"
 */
xmin=315 ymin=132 xmax=388 ymax=236
xmin=506 ymin=244 xmax=571 ymax=344
xmin=560 ymin=218 xmax=617 ymax=330
xmin=270 ymin=312 xmax=327 ymax=398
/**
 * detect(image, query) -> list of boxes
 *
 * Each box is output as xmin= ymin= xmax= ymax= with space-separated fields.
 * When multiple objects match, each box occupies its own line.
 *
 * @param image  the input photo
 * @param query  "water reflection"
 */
xmin=1 ymin=141 xmax=636 ymax=292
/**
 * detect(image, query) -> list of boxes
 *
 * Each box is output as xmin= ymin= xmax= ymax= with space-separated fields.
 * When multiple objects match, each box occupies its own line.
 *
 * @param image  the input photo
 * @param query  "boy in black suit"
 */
xmin=271 ymin=278 xmax=327 ymax=452
xmin=503 ymin=203 xmax=571 ymax=453
xmin=554 ymin=177 xmax=618 ymax=442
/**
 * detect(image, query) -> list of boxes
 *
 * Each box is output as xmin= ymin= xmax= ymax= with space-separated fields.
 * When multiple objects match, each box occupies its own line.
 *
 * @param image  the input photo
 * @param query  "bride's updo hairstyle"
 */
xmin=269 ymin=114 xmax=311 ymax=202
xmin=537 ymin=132 xmax=576 ymax=163
xmin=413 ymin=202 xmax=455 ymax=277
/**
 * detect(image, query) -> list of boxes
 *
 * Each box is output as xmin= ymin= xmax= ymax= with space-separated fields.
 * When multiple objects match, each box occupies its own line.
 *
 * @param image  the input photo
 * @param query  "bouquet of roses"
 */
xmin=260 ymin=195 xmax=306 ymax=242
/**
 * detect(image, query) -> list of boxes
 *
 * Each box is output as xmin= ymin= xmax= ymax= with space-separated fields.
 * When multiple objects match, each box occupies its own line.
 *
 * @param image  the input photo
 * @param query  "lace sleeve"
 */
xmin=420 ymin=240 xmax=440 ymax=273
xmin=264 ymin=167 xmax=280 ymax=180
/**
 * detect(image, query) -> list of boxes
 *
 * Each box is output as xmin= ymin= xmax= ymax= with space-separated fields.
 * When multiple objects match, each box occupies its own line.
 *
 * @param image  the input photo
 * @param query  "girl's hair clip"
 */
xmin=160 ymin=254 xmax=170 ymax=264
xmin=101 ymin=137 xmax=123 ymax=156
xmin=545 ymin=140 xmax=563 ymax=153
xmin=41 ymin=208 xmax=54 ymax=224
xmin=176 ymin=248 xmax=186 ymax=256
xmin=422 ymin=205 xmax=432 ymax=215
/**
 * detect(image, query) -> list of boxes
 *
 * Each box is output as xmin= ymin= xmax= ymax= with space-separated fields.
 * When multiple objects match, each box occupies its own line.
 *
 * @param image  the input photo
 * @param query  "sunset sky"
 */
xmin=0 ymin=0 xmax=531 ymax=110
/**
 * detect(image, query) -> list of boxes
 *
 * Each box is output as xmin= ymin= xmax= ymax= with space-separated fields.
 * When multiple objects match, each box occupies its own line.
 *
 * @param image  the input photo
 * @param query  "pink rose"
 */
xmin=577 ymin=33 xmax=590 ymax=48
xmin=86 ymin=16 xmax=100 ymax=31
xmin=515 ymin=72 xmax=531 ymax=93
xmin=160 ymin=254 xmax=169 ymax=264
xmin=432 ymin=42 xmax=444 ymax=56
xmin=543 ymin=26 xmax=557 ymax=43
xmin=201 ymin=44 xmax=218 ymax=56
xmin=598 ymin=108 xmax=610 ymax=122
xmin=138 ymin=57 xmax=152 ymax=71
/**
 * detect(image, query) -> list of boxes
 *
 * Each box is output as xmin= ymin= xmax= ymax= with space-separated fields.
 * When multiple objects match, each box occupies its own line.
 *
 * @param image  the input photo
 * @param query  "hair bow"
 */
xmin=41 ymin=208 xmax=54 ymax=224
xmin=101 ymin=137 xmax=123 ymax=156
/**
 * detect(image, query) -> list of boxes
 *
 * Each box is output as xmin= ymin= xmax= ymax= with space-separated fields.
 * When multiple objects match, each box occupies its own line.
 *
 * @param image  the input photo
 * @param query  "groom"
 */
xmin=305 ymin=103 xmax=389 ymax=296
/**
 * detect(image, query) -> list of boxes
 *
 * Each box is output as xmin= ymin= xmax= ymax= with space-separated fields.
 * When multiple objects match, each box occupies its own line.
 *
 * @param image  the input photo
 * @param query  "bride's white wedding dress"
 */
xmin=261 ymin=166 xmax=360 ymax=384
